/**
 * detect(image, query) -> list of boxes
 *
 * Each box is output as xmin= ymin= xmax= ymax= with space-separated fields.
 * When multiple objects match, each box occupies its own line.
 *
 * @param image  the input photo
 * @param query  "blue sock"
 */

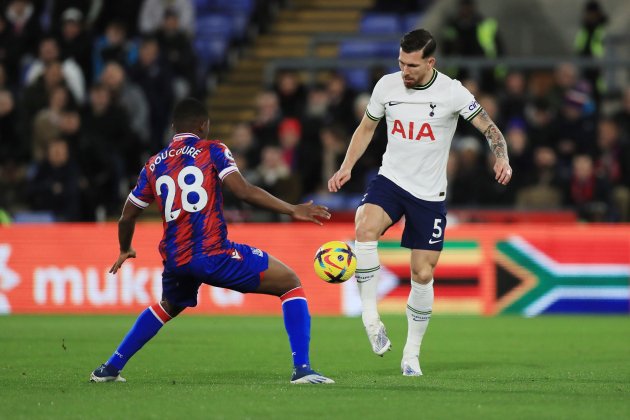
xmin=280 ymin=287 xmax=311 ymax=368
xmin=106 ymin=303 xmax=171 ymax=371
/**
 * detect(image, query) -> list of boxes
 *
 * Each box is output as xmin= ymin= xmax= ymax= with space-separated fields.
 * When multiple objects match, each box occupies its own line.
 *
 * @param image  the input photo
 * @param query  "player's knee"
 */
xmin=355 ymin=222 xmax=381 ymax=242
xmin=282 ymin=270 xmax=301 ymax=293
xmin=160 ymin=299 xmax=185 ymax=318
xmin=411 ymin=265 xmax=434 ymax=284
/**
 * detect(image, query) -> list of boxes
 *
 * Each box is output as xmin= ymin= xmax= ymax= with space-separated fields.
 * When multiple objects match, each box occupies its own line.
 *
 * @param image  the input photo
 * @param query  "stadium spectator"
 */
xmin=594 ymin=118 xmax=630 ymax=221
xmin=228 ymin=122 xmax=261 ymax=169
xmin=139 ymin=0 xmax=194 ymax=37
xmin=516 ymin=146 xmax=563 ymax=210
xmin=274 ymin=70 xmax=307 ymax=118
xmin=47 ymin=1 xmax=102 ymax=33
xmin=92 ymin=20 xmax=139 ymax=80
xmin=574 ymin=0 xmax=607 ymax=101
xmin=316 ymin=124 xmax=351 ymax=194
xmin=441 ymin=0 xmax=505 ymax=92
xmin=0 ymin=15 xmax=16 ymax=87
xmin=569 ymin=154 xmax=611 ymax=221
xmin=524 ymin=98 xmax=555 ymax=149
xmin=154 ymin=8 xmax=197 ymax=99
xmin=449 ymin=136 xmax=484 ymax=205
xmin=100 ymin=61 xmax=149 ymax=145
xmin=25 ymin=36 xmax=85 ymax=104
xmin=498 ymin=71 xmax=527 ymax=122
xmin=613 ymin=87 xmax=630 ymax=140
xmin=3 ymin=0 xmax=41 ymax=81
xmin=548 ymin=62 xmax=580 ymax=113
xmin=79 ymin=82 xmax=136 ymax=219
xmin=299 ymin=84 xmax=330 ymax=148
xmin=251 ymin=90 xmax=282 ymax=147
xmin=0 ymin=67 xmax=27 ymax=209
xmin=25 ymin=138 xmax=81 ymax=221
xmin=550 ymin=84 xmax=597 ymax=179
xmin=56 ymin=7 xmax=94 ymax=83
xmin=277 ymin=117 xmax=302 ymax=171
xmin=31 ymin=85 xmax=72 ymax=161
xmin=19 ymin=60 xmax=68 ymax=152
xmin=252 ymin=145 xmax=301 ymax=208
xmin=0 ymin=88 xmax=17 ymax=161
xmin=94 ymin=1 xmax=143 ymax=37
xmin=57 ymin=107 xmax=81 ymax=149
xmin=325 ymin=72 xmax=356 ymax=134
xmin=129 ymin=36 xmax=174 ymax=151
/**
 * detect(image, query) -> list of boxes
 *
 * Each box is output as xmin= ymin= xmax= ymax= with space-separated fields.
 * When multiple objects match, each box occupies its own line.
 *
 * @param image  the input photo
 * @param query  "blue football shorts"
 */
xmin=360 ymin=175 xmax=447 ymax=251
xmin=161 ymin=241 xmax=269 ymax=307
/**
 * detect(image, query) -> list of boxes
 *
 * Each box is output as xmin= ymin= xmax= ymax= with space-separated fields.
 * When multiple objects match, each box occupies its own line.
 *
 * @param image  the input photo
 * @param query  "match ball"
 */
xmin=313 ymin=241 xmax=357 ymax=283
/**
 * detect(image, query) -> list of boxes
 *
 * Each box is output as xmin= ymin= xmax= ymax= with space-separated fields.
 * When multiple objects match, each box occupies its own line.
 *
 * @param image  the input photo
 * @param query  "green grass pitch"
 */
xmin=1 ymin=315 xmax=629 ymax=419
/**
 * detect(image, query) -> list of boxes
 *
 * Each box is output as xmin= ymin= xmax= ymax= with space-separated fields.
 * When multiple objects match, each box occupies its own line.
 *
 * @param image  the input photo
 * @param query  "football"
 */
xmin=313 ymin=240 xmax=357 ymax=283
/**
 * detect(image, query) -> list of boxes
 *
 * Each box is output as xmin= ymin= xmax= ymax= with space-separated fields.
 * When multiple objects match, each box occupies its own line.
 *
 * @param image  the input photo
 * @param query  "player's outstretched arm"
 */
xmin=470 ymin=109 xmax=512 ymax=185
xmin=223 ymin=171 xmax=330 ymax=225
xmin=109 ymin=200 xmax=143 ymax=274
xmin=328 ymin=114 xmax=379 ymax=192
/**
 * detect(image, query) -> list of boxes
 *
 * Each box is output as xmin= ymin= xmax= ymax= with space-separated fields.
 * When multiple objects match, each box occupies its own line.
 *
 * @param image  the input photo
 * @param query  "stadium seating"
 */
xmin=194 ymin=37 xmax=229 ymax=67
xmin=196 ymin=14 xmax=240 ymax=39
xmin=359 ymin=13 xmax=401 ymax=34
xmin=402 ymin=13 xmax=424 ymax=32
xmin=359 ymin=12 xmax=425 ymax=35
xmin=341 ymin=68 xmax=371 ymax=91
xmin=338 ymin=40 xmax=400 ymax=58
xmin=194 ymin=0 xmax=255 ymax=15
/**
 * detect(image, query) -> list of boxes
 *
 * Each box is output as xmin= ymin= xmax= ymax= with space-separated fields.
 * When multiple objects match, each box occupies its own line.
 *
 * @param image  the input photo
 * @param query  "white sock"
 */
xmin=354 ymin=241 xmax=380 ymax=327
xmin=403 ymin=279 xmax=434 ymax=360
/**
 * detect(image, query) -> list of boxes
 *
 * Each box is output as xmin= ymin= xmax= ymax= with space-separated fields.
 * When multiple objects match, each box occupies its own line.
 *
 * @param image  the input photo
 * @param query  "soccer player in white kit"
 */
xmin=328 ymin=29 xmax=512 ymax=376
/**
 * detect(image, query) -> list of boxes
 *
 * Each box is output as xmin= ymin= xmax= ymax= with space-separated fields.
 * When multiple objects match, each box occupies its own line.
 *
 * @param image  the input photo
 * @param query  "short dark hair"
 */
xmin=400 ymin=29 xmax=437 ymax=58
xmin=172 ymin=98 xmax=208 ymax=128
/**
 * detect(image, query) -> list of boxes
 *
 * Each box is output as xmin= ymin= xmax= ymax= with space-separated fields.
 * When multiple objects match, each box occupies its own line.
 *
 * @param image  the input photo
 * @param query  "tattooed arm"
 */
xmin=470 ymin=109 xmax=512 ymax=185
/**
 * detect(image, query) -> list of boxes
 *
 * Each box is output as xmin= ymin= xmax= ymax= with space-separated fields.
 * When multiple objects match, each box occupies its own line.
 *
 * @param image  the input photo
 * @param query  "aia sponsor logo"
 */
xmin=391 ymin=120 xmax=435 ymax=141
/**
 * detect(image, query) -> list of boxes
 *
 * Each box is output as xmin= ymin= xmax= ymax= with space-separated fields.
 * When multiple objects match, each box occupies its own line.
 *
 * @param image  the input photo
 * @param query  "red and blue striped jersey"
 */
xmin=128 ymin=133 xmax=239 ymax=267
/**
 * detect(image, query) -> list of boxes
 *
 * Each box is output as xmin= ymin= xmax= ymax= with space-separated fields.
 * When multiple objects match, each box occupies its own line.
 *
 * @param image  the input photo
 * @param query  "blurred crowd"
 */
xmin=0 ymin=0 xmax=212 ymax=222
xmin=0 ymin=0 xmax=628 ymax=223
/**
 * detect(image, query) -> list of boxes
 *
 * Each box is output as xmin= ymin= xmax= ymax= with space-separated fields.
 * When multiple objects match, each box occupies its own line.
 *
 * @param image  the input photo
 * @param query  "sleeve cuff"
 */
xmin=219 ymin=166 xmax=239 ymax=181
xmin=465 ymin=106 xmax=483 ymax=121
xmin=128 ymin=193 xmax=150 ymax=209
xmin=365 ymin=109 xmax=382 ymax=121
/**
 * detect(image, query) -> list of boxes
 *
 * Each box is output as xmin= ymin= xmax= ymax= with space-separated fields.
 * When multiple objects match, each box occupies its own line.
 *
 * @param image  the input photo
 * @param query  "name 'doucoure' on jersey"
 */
xmin=128 ymin=133 xmax=238 ymax=268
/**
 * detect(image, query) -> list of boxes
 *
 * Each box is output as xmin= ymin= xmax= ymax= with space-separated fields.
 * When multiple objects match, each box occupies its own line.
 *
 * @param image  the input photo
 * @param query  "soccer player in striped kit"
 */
xmin=91 ymin=98 xmax=334 ymax=384
xmin=329 ymin=29 xmax=512 ymax=376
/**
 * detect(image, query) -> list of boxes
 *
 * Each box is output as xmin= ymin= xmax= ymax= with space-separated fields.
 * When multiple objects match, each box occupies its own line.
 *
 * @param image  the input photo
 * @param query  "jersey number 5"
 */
xmin=156 ymin=166 xmax=208 ymax=222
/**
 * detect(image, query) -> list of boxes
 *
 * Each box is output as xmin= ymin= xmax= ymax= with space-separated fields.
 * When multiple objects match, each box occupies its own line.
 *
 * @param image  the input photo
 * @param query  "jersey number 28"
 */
xmin=156 ymin=166 xmax=208 ymax=222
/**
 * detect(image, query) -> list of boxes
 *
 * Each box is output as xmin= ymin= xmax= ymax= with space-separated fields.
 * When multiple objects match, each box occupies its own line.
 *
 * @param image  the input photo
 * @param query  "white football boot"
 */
xmin=401 ymin=357 xmax=423 ymax=376
xmin=365 ymin=320 xmax=392 ymax=356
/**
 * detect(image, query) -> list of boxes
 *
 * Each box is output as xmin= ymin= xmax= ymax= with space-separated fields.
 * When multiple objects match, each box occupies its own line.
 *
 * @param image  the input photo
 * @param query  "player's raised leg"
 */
xmin=355 ymin=203 xmax=393 ymax=356
xmin=254 ymin=255 xmax=334 ymax=384
xmin=401 ymin=249 xmax=439 ymax=376
xmin=90 ymin=299 xmax=185 ymax=382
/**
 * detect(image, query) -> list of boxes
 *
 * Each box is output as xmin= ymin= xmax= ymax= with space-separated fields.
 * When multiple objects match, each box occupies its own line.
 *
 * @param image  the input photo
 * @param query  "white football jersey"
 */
xmin=365 ymin=69 xmax=482 ymax=201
